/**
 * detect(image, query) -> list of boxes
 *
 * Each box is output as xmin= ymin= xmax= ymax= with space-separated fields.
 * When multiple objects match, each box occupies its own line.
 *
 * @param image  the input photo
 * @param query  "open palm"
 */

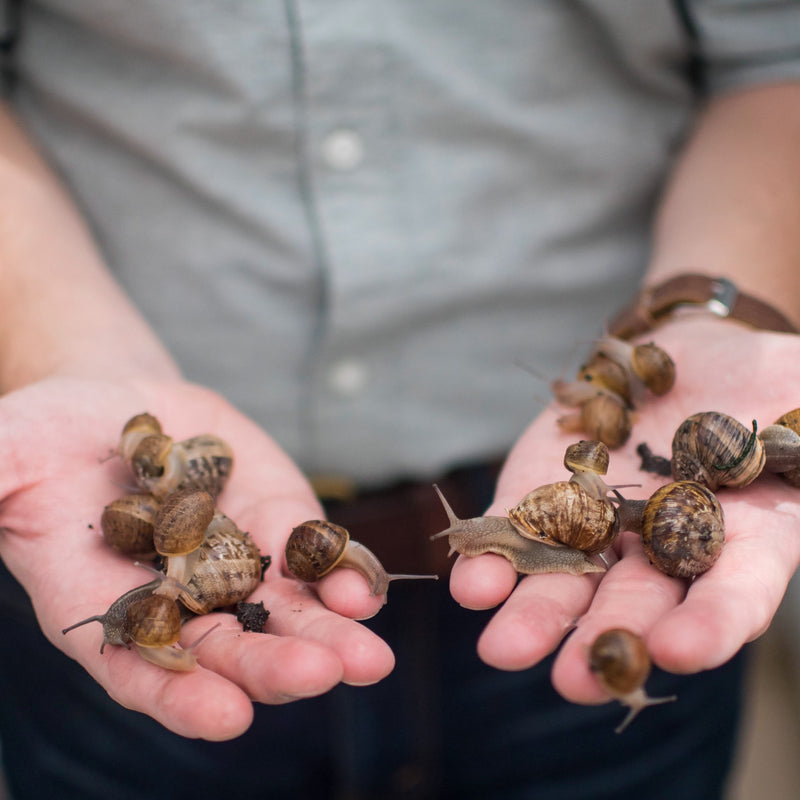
xmin=0 ymin=375 xmax=394 ymax=740
xmin=449 ymin=317 xmax=800 ymax=709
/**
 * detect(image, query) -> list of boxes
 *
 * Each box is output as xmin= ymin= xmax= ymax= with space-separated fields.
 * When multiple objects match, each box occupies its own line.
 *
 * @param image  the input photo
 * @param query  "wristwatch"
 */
xmin=607 ymin=273 xmax=798 ymax=340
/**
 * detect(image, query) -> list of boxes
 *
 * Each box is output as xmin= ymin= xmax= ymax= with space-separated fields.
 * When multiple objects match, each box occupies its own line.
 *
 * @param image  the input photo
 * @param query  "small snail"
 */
xmin=101 ymin=493 xmax=162 ymax=558
xmin=430 ymin=485 xmax=605 ymax=576
xmin=66 ymin=490 xmax=266 ymax=669
xmin=285 ymin=520 xmax=438 ymax=597
xmin=118 ymin=414 xmax=234 ymax=499
xmin=759 ymin=408 xmax=800 ymax=487
xmin=615 ymin=480 xmax=724 ymax=578
xmin=552 ymin=337 xmax=675 ymax=450
xmin=62 ymin=574 xmax=214 ymax=671
xmin=589 ymin=628 xmax=677 ymax=733
xmin=555 ymin=390 xmax=633 ymax=450
xmin=670 ymin=411 xmax=765 ymax=491
xmin=180 ymin=512 xmax=264 ymax=614
xmin=508 ymin=481 xmax=619 ymax=556
xmin=152 ymin=487 xmax=216 ymax=589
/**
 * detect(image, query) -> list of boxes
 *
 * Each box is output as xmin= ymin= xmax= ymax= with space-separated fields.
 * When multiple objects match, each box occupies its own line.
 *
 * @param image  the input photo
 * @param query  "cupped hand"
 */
xmin=0 ymin=376 xmax=394 ymax=741
xmin=449 ymin=317 xmax=800 ymax=709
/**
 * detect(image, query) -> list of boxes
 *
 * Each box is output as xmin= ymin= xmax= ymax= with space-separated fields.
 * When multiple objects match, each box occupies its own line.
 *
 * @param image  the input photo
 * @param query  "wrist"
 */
xmin=607 ymin=273 xmax=799 ymax=341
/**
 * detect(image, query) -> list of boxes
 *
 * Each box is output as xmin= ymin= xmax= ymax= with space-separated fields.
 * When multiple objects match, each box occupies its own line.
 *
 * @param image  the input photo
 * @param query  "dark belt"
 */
xmin=320 ymin=459 xmax=504 ymax=577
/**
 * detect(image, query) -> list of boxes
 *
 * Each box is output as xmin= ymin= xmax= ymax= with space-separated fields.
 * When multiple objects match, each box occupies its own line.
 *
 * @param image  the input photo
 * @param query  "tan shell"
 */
xmin=577 ymin=393 xmax=632 ymax=450
xmin=153 ymin=488 xmax=215 ymax=557
xmin=125 ymin=593 xmax=182 ymax=648
xmin=761 ymin=408 xmax=800 ymax=487
xmin=589 ymin=628 xmax=650 ymax=696
xmin=577 ymin=353 xmax=631 ymax=401
xmin=285 ymin=520 xmax=349 ymax=583
xmin=101 ymin=493 xmax=162 ymax=558
xmin=564 ymin=440 xmax=609 ymax=476
xmin=671 ymin=411 xmax=765 ymax=491
xmin=508 ymin=481 xmax=618 ymax=555
xmin=641 ymin=480 xmax=724 ymax=578
xmin=178 ymin=513 xmax=263 ymax=614
xmin=630 ymin=343 xmax=676 ymax=396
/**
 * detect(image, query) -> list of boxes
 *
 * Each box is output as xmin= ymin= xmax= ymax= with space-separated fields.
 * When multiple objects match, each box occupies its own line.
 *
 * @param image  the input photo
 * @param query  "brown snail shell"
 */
xmin=119 ymin=413 xmax=163 ymax=460
xmin=577 ymin=353 xmax=631 ymax=401
xmin=178 ymin=512 xmax=263 ymax=614
xmin=101 ymin=493 xmax=162 ymax=558
xmin=508 ymin=481 xmax=619 ymax=556
xmin=638 ymin=481 xmax=724 ymax=578
xmin=557 ymin=392 xmax=633 ymax=450
xmin=759 ymin=408 xmax=800 ymax=487
xmin=286 ymin=520 xmax=437 ymax=596
xmin=153 ymin=487 xmax=215 ymax=558
xmin=125 ymin=592 xmax=182 ymax=649
xmin=589 ymin=628 xmax=676 ymax=733
xmin=630 ymin=342 xmax=676 ymax=396
xmin=671 ymin=411 xmax=765 ymax=491
xmin=129 ymin=432 xmax=234 ymax=499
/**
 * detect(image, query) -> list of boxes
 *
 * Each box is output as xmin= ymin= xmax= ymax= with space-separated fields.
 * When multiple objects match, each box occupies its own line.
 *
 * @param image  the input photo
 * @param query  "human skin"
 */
xmin=1 ymin=81 xmax=799 ymax=739
xmin=0 ymin=104 xmax=394 ymax=741
xmin=451 ymin=83 xmax=800 ymax=709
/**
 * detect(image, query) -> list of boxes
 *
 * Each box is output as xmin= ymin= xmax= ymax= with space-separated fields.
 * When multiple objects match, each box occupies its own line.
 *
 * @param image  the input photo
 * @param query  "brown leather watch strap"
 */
xmin=607 ymin=273 xmax=799 ymax=340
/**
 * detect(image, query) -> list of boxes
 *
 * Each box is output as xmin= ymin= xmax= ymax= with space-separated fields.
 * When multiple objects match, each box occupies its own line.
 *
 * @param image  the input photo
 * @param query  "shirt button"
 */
xmin=328 ymin=358 xmax=369 ymax=397
xmin=321 ymin=128 xmax=364 ymax=171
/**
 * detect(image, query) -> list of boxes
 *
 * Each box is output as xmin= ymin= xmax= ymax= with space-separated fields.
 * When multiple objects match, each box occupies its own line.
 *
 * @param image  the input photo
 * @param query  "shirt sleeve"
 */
xmin=678 ymin=0 xmax=800 ymax=94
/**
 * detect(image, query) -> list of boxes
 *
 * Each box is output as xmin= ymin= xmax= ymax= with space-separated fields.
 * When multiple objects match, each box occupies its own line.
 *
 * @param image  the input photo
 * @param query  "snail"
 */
xmin=615 ymin=480 xmax=724 ymax=578
xmin=562 ymin=440 xmax=639 ymax=500
xmin=552 ymin=337 xmax=675 ymax=449
xmin=118 ymin=413 xmax=234 ymax=499
xmin=589 ymin=628 xmax=677 ymax=733
xmin=670 ymin=411 xmax=765 ymax=492
xmin=180 ymin=511 xmax=264 ymax=614
xmin=285 ymin=520 xmax=438 ymax=597
xmin=61 ymin=574 xmax=216 ymax=671
xmin=65 ymin=491 xmax=266 ymax=669
xmin=430 ymin=485 xmax=606 ymax=576
xmin=508 ymin=481 xmax=619 ymax=556
xmin=555 ymin=390 xmax=633 ymax=450
xmin=101 ymin=493 xmax=162 ymax=558
xmin=759 ymin=408 xmax=800 ymax=487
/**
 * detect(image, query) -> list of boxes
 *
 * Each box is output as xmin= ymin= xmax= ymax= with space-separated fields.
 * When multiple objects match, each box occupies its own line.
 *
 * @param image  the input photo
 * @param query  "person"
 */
xmin=0 ymin=2 xmax=799 ymax=798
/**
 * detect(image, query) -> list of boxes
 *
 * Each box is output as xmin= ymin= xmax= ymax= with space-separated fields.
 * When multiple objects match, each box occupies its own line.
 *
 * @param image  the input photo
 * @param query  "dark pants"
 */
xmin=0 ymin=469 xmax=745 ymax=800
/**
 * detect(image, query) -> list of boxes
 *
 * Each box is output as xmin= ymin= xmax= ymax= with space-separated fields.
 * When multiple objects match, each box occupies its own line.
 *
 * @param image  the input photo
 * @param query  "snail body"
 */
xmin=62 ymin=575 xmax=203 ymax=671
xmin=616 ymin=480 xmax=725 ymax=578
xmin=589 ymin=628 xmax=677 ymax=733
xmin=759 ymin=408 xmax=800 ymax=486
xmin=509 ymin=481 xmax=619 ymax=556
xmin=670 ymin=411 xmax=764 ymax=491
xmin=285 ymin=520 xmax=438 ymax=597
xmin=430 ymin=485 xmax=605 ymax=576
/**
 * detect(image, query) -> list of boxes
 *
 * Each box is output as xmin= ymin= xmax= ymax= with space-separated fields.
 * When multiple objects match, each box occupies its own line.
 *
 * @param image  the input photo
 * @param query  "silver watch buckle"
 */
xmin=706 ymin=278 xmax=738 ymax=318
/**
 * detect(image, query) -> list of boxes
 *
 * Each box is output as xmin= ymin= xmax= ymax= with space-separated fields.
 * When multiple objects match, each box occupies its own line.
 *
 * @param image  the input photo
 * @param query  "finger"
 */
xmin=85 ymin=638 xmax=256 ymax=741
xmin=551 ymin=532 xmax=686 ymax=705
xmin=647 ymin=495 xmax=800 ymax=673
xmin=181 ymin=615 xmax=346 ymax=704
xmin=475 ymin=569 xmax=603 ymax=671
xmin=449 ymin=552 xmax=520 ymax=609
xmin=260 ymin=575 xmax=396 ymax=686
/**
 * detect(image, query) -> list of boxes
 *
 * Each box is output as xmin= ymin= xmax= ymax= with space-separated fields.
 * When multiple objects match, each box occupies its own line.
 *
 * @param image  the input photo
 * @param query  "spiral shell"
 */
xmin=125 ymin=593 xmax=182 ymax=648
xmin=671 ymin=411 xmax=765 ymax=491
xmin=508 ymin=481 xmax=618 ymax=555
xmin=760 ymin=408 xmax=800 ymax=487
xmin=101 ymin=493 xmax=162 ymax=558
xmin=178 ymin=513 xmax=263 ymax=614
xmin=285 ymin=520 xmax=349 ymax=583
xmin=640 ymin=481 xmax=724 ymax=578
xmin=589 ymin=628 xmax=650 ymax=697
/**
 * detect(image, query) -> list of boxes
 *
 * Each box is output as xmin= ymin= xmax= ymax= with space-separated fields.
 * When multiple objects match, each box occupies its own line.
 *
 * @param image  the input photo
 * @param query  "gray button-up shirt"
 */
xmin=9 ymin=1 xmax=800 ymax=487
